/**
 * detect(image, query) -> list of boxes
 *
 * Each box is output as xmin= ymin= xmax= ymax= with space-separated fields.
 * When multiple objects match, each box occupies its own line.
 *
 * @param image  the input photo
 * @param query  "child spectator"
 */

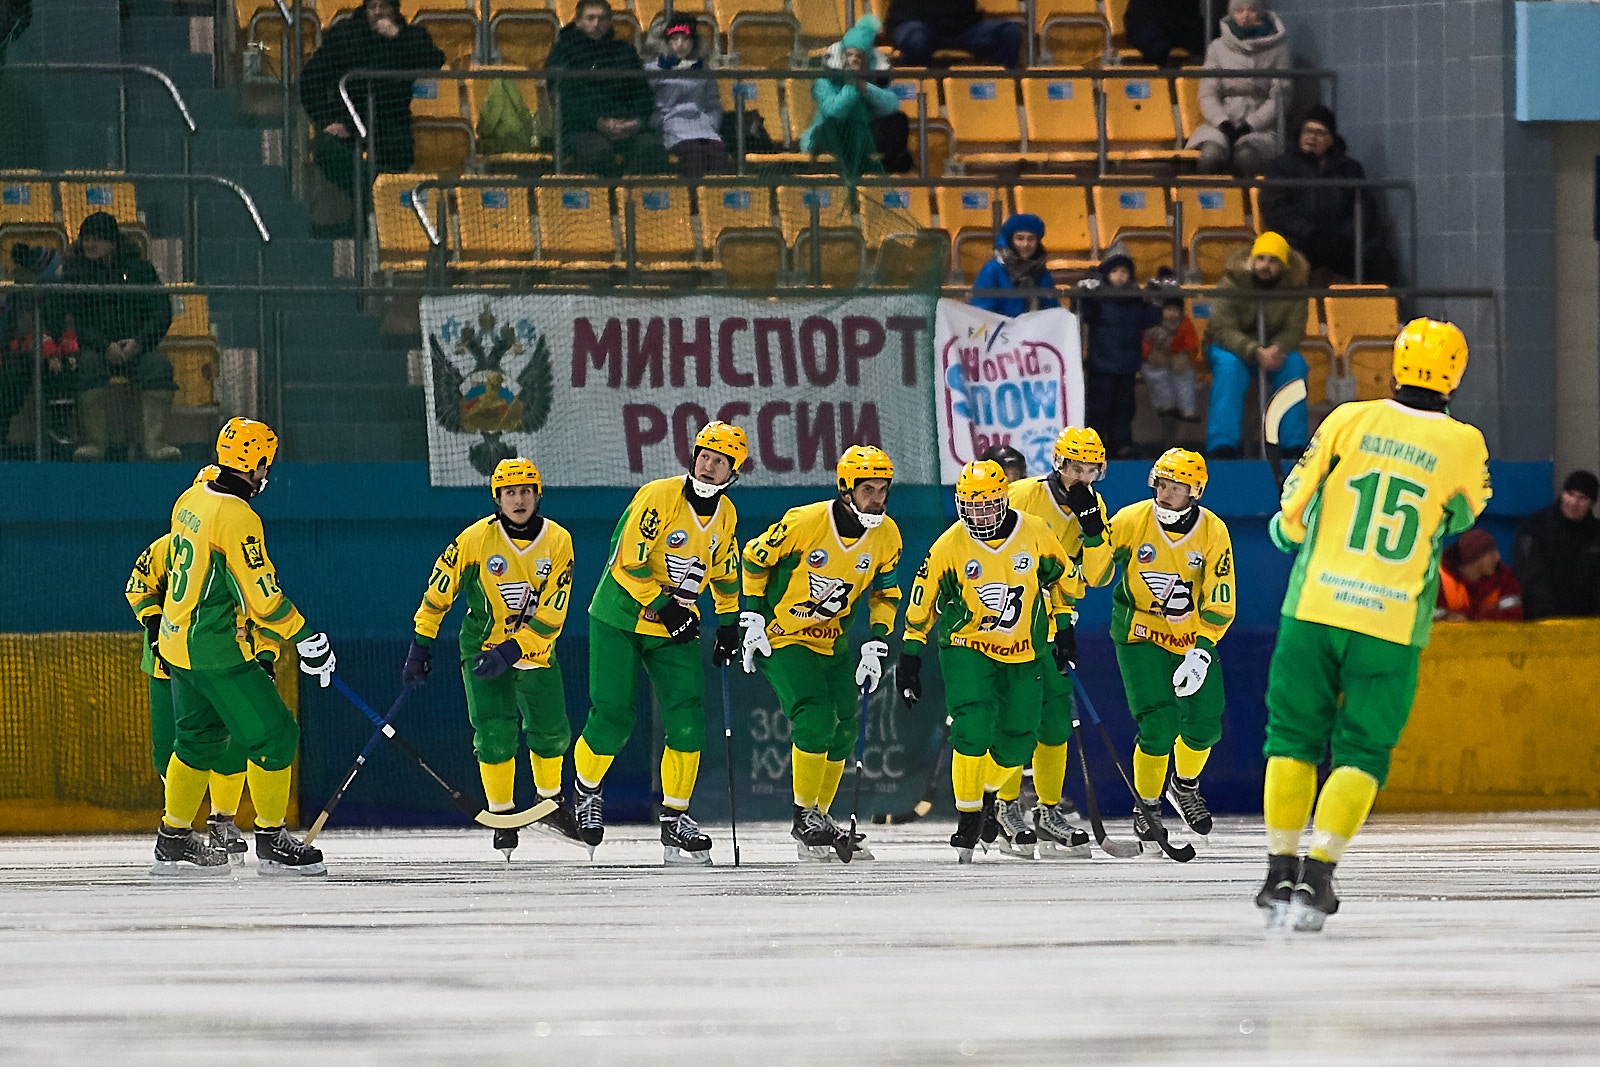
xmin=1435 ymin=530 xmax=1523 ymax=622
xmin=643 ymin=17 xmax=725 ymax=179
xmin=970 ymin=213 xmax=1059 ymax=316
xmin=1077 ymin=244 xmax=1161 ymax=458
xmin=1141 ymin=273 xmax=1201 ymax=424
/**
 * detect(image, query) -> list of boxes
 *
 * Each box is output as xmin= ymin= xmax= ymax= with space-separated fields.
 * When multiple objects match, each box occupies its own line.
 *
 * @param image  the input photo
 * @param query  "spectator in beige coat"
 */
xmin=1186 ymin=0 xmax=1288 ymax=176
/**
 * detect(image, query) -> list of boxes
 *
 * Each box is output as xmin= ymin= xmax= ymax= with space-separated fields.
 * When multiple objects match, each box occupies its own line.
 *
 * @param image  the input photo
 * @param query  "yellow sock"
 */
xmin=818 ymin=759 xmax=846 ymax=811
xmin=995 ymin=764 xmax=1024 ymax=802
xmin=952 ymin=752 xmax=985 ymax=812
xmin=1132 ymin=746 xmax=1169 ymax=801
xmin=246 ymin=763 xmax=292 ymax=828
xmin=792 ymin=746 xmax=828 ymax=809
xmin=574 ymin=737 xmax=613 ymax=790
xmin=1263 ymin=756 xmax=1317 ymax=855
xmin=660 ymin=747 xmax=700 ymax=811
xmin=162 ymin=756 xmax=211 ymax=829
xmin=1173 ymin=737 xmax=1211 ymax=780
xmin=1309 ymin=766 xmax=1379 ymax=864
xmin=1032 ymin=742 xmax=1068 ymax=807
xmin=479 ymin=758 xmax=517 ymax=812
xmin=981 ymin=752 xmax=1006 ymax=793
xmin=530 ymin=752 xmax=563 ymax=798
xmin=208 ymin=770 xmax=245 ymax=817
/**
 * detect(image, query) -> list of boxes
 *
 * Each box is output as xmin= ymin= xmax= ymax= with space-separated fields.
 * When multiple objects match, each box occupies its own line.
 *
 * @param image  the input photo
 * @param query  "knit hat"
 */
xmin=78 ymin=211 xmax=120 ymax=243
xmin=1299 ymin=103 xmax=1337 ymax=139
xmin=996 ymin=212 xmax=1045 ymax=247
xmin=1454 ymin=529 xmax=1497 ymax=567
xmin=1564 ymin=470 xmax=1599 ymax=502
xmin=1250 ymin=231 xmax=1291 ymax=265
xmin=1097 ymin=240 xmax=1134 ymax=278
xmin=840 ymin=14 xmax=880 ymax=55
xmin=665 ymin=16 xmax=694 ymax=36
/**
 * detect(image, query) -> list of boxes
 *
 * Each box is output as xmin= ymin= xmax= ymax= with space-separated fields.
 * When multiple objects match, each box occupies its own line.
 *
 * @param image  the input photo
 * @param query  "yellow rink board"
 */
xmin=0 ymin=633 xmax=299 ymax=833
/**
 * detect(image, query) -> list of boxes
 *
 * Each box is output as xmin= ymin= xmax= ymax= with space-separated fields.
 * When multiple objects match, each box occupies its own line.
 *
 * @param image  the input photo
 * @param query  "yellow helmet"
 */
xmin=837 ymin=444 xmax=895 ymax=492
xmin=1393 ymin=317 xmax=1468 ymax=394
xmin=1148 ymin=447 xmax=1207 ymax=498
xmin=1052 ymin=426 xmax=1106 ymax=471
xmin=955 ymin=459 xmax=1010 ymax=539
xmin=215 ymin=417 xmax=277 ymax=473
xmin=694 ymin=420 xmax=749 ymax=470
xmin=193 ymin=464 xmax=220 ymax=486
xmin=490 ymin=457 xmax=542 ymax=499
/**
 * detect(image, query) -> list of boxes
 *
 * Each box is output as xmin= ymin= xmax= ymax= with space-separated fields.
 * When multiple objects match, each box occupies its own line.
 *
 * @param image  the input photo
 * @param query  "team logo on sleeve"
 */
xmin=487 ymin=554 xmax=508 ymax=576
xmin=442 ymin=541 xmax=460 ymax=567
xmin=808 ymin=549 xmax=829 ymax=567
xmin=976 ymin=582 xmax=1025 ymax=630
xmin=667 ymin=529 xmax=688 ymax=548
xmin=1011 ymin=552 xmax=1032 ymax=572
xmin=1214 ymin=548 xmax=1232 ymax=577
xmin=639 ymin=508 xmax=661 ymax=540
xmin=856 ymin=553 xmax=872 ymax=571
xmin=1140 ymin=571 xmax=1195 ymax=621
xmin=795 ymin=573 xmax=853 ymax=620
xmin=964 ymin=559 xmax=982 ymax=579
xmin=1186 ymin=551 xmax=1204 ymax=570
xmin=1137 ymin=543 xmax=1156 ymax=564
xmin=241 ymin=536 xmax=267 ymax=570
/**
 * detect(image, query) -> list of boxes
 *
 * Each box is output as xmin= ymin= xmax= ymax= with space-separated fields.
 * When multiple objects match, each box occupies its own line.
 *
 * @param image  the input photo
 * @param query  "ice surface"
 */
xmin=3 ymin=812 xmax=1600 ymax=1065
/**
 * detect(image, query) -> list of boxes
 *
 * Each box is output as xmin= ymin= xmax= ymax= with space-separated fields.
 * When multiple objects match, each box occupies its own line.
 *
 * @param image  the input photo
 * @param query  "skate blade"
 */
xmin=850 ymin=844 xmax=875 ymax=861
xmin=528 ymin=824 xmax=592 ymax=849
xmin=954 ymin=847 xmax=975 ymax=864
xmin=663 ymin=846 xmax=713 ymax=867
xmin=498 ymin=848 xmax=515 ymax=862
xmin=149 ymin=859 xmax=232 ymax=878
xmin=997 ymin=839 xmax=1039 ymax=860
xmin=795 ymin=842 xmax=838 ymax=863
xmin=1261 ymin=900 xmax=1290 ymax=930
xmin=1039 ymin=840 xmax=1091 ymax=859
xmin=227 ymin=851 xmax=247 ymax=867
xmin=256 ymin=859 xmax=328 ymax=877
xmin=1287 ymin=901 xmax=1329 ymax=933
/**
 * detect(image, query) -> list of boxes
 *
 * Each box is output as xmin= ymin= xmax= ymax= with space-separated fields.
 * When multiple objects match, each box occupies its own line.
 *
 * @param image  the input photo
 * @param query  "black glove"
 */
xmin=472 ymin=639 xmax=521 ymax=679
xmin=655 ymin=600 xmax=700 ymax=643
xmin=1062 ymin=482 xmax=1105 ymax=539
xmin=403 ymin=640 xmax=432 ymax=687
xmin=142 ymin=616 xmax=168 ymax=672
xmin=899 ymin=653 xmax=922 ymax=708
xmin=1218 ymin=119 xmax=1250 ymax=144
xmin=1053 ymin=625 xmax=1077 ymax=675
xmin=257 ymin=655 xmax=276 ymax=681
xmin=712 ymin=624 xmax=739 ymax=668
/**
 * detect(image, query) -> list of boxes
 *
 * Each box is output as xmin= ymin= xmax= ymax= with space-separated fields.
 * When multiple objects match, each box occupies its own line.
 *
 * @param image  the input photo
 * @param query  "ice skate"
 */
xmin=150 ymin=822 xmax=232 ymax=877
xmin=207 ymin=814 xmax=249 ymax=867
xmin=791 ymin=804 xmax=845 ymax=863
xmin=529 ymin=796 xmax=592 ymax=856
xmin=1133 ymin=801 xmax=1168 ymax=857
xmin=993 ymin=797 xmax=1039 ymax=859
xmin=660 ymin=809 xmax=713 ymax=866
xmin=1288 ymin=857 xmax=1340 ymax=932
xmin=819 ymin=809 xmax=873 ymax=862
xmin=254 ymin=825 xmax=327 ymax=877
xmin=573 ymin=781 xmax=605 ymax=853
xmin=1164 ymin=774 xmax=1214 ymax=838
xmin=1034 ymin=802 xmax=1091 ymax=858
xmin=493 ymin=826 xmax=518 ymax=861
xmin=979 ymin=791 xmax=1000 ymax=848
xmin=1256 ymin=854 xmax=1300 ymax=929
xmin=950 ymin=808 xmax=984 ymax=864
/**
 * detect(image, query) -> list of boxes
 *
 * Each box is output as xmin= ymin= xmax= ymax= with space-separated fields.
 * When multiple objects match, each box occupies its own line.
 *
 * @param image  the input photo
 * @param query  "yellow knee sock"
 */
xmin=479 ymin=758 xmax=517 ymax=812
xmin=574 ymin=737 xmax=613 ymax=790
xmin=952 ymin=752 xmax=985 ymax=812
xmin=530 ymin=752 xmax=563 ymax=798
xmin=792 ymin=746 xmax=828 ymax=809
xmin=981 ymin=752 xmax=1005 ymax=793
xmin=1173 ymin=737 xmax=1211 ymax=780
xmin=818 ymin=758 xmax=846 ymax=811
xmin=1132 ymin=747 xmax=1169 ymax=801
xmin=246 ymin=763 xmax=292 ymax=828
xmin=995 ymin=764 xmax=1024 ymax=802
xmin=162 ymin=756 xmax=211 ymax=829
xmin=1032 ymin=742 xmax=1068 ymax=807
xmin=660 ymin=747 xmax=700 ymax=811
xmin=1263 ymin=756 xmax=1317 ymax=855
xmin=208 ymin=771 xmax=245 ymax=818
xmin=1309 ymin=766 xmax=1379 ymax=864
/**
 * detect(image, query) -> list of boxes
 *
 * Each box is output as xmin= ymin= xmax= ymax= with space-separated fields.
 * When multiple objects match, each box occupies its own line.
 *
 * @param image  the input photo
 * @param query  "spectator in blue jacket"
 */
xmin=970 ymin=213 xmax=1059 ymax=317
xmin=1077 ymin=244 xmax=1162 ymax=457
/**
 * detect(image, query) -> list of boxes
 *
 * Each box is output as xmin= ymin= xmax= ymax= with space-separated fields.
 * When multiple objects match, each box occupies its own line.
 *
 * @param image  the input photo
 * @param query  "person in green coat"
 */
xmin=801 ymin=16 xmax=903 ymax=178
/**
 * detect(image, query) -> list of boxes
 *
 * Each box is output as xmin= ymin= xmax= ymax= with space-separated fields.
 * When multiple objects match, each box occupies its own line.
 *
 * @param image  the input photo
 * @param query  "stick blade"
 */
xmin=1096 ymin=836 xmax=1143 ymax=859
xmin=473 ymin=798 xmax=558 ymax=829
xmin=1264 ymin=378 xmax=1308 ymax=446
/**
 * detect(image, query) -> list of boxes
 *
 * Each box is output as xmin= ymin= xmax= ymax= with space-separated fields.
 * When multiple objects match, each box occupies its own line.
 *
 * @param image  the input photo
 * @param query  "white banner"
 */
xmin=932 ymin=300 xmax=1084 ymax=483
xmin=419 ymin=292 xmax=937 ymax=487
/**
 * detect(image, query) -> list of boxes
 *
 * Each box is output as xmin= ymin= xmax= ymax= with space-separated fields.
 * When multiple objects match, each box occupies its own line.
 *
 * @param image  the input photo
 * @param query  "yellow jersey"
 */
xmin=1083 ymin=500 xmax=1235 ymax=653
xmin=414 ymin=515 xmax=576 ymax=668
xmin=741 ymin=500 xmax=902 ymax=655
xmin=157 ymin=483 xmax=311 ymax=671
xmin=1275 ymin=398 xmax=1491 ymax=647
xmin=589 ymin=476 xmax=741 ymax=638
xmin=1007 ymin=475 xmax=1094 ymax=605
xmin=127 ymin=535 xmax=274 ymax=679
xmin=903 ymin=512 xmax=1074 ymax=664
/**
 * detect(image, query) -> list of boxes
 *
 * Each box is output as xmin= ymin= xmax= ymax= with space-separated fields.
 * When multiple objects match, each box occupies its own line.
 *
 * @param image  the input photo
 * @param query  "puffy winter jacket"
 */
xmin=299 ymin=13 xmax=445 ymax=168
xmin=642 ymin=24 xmax=721 ymax=148
xmin=48 ymin=238 xmax=171 ymax=357
xmin=1205 ymin=246 xmax=1309 ymax=363
xmin=1185 ymin=14 xmax=1288 ymax=153
xmin=544 ymin=23 xmax=655 ymax=137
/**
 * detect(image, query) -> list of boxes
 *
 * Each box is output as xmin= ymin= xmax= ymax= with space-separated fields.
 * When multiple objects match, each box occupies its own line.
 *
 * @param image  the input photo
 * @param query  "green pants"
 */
xmin=149 ymin=675 xmax=246 ymax=778
xmin=939 ymin=646 xmax=1043 ymax=768
xmin=462 ymin=657 xmax=571 ymax=765
xmin=1114 ymin=639 xmax=1224 ymax=757
xmin=582 ymin=617 xmax=705 ymax=755
xmin=761 ymin=643 xmax=858 ymax=761
xmin=1038 ymin=661 xmax=1076 ymax=748
xmin=169 ymin=660 xmax=299 ymax=772
xmin=1264 ymin=616 xmax=1420 ymax=787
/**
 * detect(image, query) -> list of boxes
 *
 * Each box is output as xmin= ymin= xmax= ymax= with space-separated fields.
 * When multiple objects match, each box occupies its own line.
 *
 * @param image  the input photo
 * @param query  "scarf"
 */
xmin=1226 ymin=17 xmax=1274 ymax=39
xmin=998 ymin=246 xmax=1048 ymax=290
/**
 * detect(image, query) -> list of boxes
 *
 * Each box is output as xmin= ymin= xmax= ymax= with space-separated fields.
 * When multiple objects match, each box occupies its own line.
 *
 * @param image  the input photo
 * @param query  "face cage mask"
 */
xmin=957 ymin=496 xmax=1008 ymax=540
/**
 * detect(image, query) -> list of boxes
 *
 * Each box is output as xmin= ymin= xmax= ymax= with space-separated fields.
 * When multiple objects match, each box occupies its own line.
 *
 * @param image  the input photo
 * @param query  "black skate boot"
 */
xmin=792 ymin=804 xmax=846 ymax=863
xmin=573 ymin=781 xmax=605 ymax=852
xmin=206 ymin=814 xmax=248 ymax=866
xmin=979 ymin=791 xmax=1000 ymax=848
xmin=254 ymin=825 xmax=327 ymax=877
xmin=660 ymin=809 xmax=713 ymax=866
xmin=493 ymin=826 xmax=519 ymax=860
xmin=818 ymin=808 xmax=873 ymax=862
xmin=1164 ymin=774 xmax=1214 ymax=837
xmin=1288 ymin=857 xmax=1340 ymax=932
xmin=1133 ymin=800 xmax=1168 ymax=856
xmin=993 ymin=797 xmax=1039 ymax=859
xmin=951 ymin=808 xmax=984 ymax=864
xmin=1034 ymin=802 xmax=1091 ymax=859
xmin=530 ymin=796 xmax=592 ymax=856
xmin=1256 ymin=854 xmax=1300 ymax=929
xmin=150 ymin=822 xmax=232 ymax=877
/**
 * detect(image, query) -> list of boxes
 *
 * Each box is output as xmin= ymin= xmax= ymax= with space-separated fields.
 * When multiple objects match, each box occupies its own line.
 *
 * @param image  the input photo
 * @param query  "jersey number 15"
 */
xmin=1345 ymin=470 xmax=1427 ymax=563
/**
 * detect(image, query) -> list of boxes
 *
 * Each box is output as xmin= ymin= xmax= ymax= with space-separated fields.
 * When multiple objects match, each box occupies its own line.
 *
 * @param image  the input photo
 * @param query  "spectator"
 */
xmin=1186 ymin=0 xmax=1288 ymax=176
xmin=1203 ymin=231 xmax=1307 ymax=459
xmin=50 ymin=213 xmax=176 ymax=463
xmin=1513 ymin=471 xmax=1600 ymax=620
xmin=0 ymin=243 xmax=75 ymax=457
xmin=1141 ymin=273 xmax=1201 ymax=424
xmin=643 ymin=17 xmax=725 ymax=179
xmin=1077 ymin=244 xmax=1162 ymax=459
xmin=1260 ymin=104 xmax=1395 ymax=285
xmin=299 ymin=0 xmax=445 ymax=199
xmin=813 ymin=16 xmax=912 ymax=175
xmin=546 ymin=0 xmax=666 ymax=177
xmin=886 ymin=0 xmax=1022 ymax=70
xmin=980 ymin=443 xmax=1028 ymax=482
xmin=1125 ymin=0 xmax=1207 ymax=68
xmin=1435 ymin=530 xmax=1522 ymax=622
xmin=970 ymin=213 xmax=1060 ymax=317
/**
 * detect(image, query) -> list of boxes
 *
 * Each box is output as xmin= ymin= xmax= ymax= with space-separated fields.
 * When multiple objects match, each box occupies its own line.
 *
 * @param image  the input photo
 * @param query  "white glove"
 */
xmin=1172 ymin=646 xmax=1212 ymax=698
xmin=739 ymin=610 xmax=771 ymax=673
xmin=296 ymin=632 xmax=336 ymax=688
xmin=856 ymin=639 xmax=889 ymax=693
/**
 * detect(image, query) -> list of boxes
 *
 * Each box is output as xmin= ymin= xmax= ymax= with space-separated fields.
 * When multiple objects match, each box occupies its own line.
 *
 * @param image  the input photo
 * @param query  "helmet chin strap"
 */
xmin=689 ymin=472 xmax=736 ymax=498
xmin=849 ymin=500 xmax=886 ymax=529
xmin=1153 ymin=499 xmax=1195 ymax=527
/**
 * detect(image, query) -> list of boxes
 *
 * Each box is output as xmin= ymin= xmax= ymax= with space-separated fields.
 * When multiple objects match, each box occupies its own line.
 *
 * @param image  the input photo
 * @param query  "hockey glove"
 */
xmin=403 ymin=640 xmax=432 ymax=686
xmin=712 ymin=624 xmax=740 ymax=669
xmin=257 ymin=654 xmax=276 ymax=681
xmin=856 ymin=639 xmax=889 ymax=693
xmin=1172 ymin=646 xmax=1212 ymax=698
xmin=473 ymin=639 xmax=521 ymax=680
xmin=1062 ymin=482 xmax=1105 ymax=538
xmin=898 ymin=653 xmax=922 ymax=708
xmin=655 ymin=600 xmax=700 ymax=643
xmin=739 ymin=609 xmax=772 ymax=673
xmin=142 ymin=615 xmax=166 ymax=671
xmin=1052 ymin=624 xmax=1077 ymax=674
xmin=295 ymin=632 xmax=337 ymax=688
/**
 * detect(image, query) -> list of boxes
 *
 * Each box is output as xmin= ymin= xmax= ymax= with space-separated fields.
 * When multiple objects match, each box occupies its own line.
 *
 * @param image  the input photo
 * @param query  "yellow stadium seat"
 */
xmin=792 ymin=0 xmax=848 ymax=41
xmin=942 ymin=72 xmax=1023 ymax=167
xmin=886 ymin=77 xmax=939 ymax=122
xmin=58 ymin=177 xmax=139 ymax=237
xmin=409 ymin=75 xmax=467 ymax=120
xmin=536 ymin=186 xmax=617 ymax=265
xmin=242 ymin=2 xmax=320 ymax=80
xmin=1035 ymin=0 xmax=1109 ymax=67
xmin=626 ymin=186 xmax=699 ymax=267
xmin=0 ymin=176 xmax=64 ymax=280
xmin=712 ymin=0 xmax=786 ymax=31
xmin=490 ymin=8 xmax=561 ymax=67
xmin=398 ymin=1 xmax=478 ymax=65
xmin=784 ymin=78 xmax=819 ymax=148
xmin=1091 ymin=184 xmax=1174 ymax=280
xmin=1323 ymin=286 xmax=1399 ymax=398
xmin=455 ymin=185 xmax=538 ymax=268
xmin=1104 ymin=0 xmax=1129 ymax=40
xmin=860 ymin=186 xmax=935 ymax=243
xmin=793 ymin=228 xmax=865 ymax=287
xmin=1173 ymin=184 xmax=1254 ymax=282
xmin=877 ymin=230 xmax=949 ymax=287
xmin=372 ymin=174 xmax=444 ymax=272
xmin=1298 ymin=299 xmax=1337 ymax=406
xmin=777 ymin=184 xmax=853 ymax=242
xmin=723 ymin=76 xmax=785 ymax=137
xmin=166 ymin=287 xmax=213 ymax=342
xmin=1103 ymin=72 xmax=1198 ymax=168
xmin=1021 ymin=75 xmax=1097 ymax=165
xmin=701 ymin=185 xmax=782 ymax=286
xmin=411 ymin=117 xmax=475 ymax=172
xmin=727 ymin=11 xmax=799 ymax=68
xmin=1013 ymin=185 xmax=1096 ymax=270
xmin=1173 ymin=75 xmax=1204 ymax=140
xmin=936 ymin=185 xmax=1002 ymax=282
xmin=163 ymin=339 xmax=219 ymax=409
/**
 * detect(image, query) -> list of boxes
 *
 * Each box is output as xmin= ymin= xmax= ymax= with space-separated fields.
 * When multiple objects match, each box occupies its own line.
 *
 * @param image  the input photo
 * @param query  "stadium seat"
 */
xmin=777 ymin=184 xmax=853 ymax=243
xmin=722 ymin=77 xmax=785 ymax=141
xmin=397 ymin=0 xmax=478 ymax=66
xmin=372 ymin=174 xmax=445 ymax=273
xmin=860 ymin=185 xmax=935 ymax=243
xmin=1172 ymin=184 xmax=1254 ymax=282
xmin=166 ymin=287 xmax=213 ymax=343
xmin=1013 ymin=184 xmax=1096 ymax=271
xmin=489 ymin=6 xmax=562 ymax=67
xmin=935 ymin=185 xmax=1001 ymax=282
xmin=791 ymin=0 xmax=848 ymax=43
xmin=410 ymin=74 xmax=467 ymax=121
xmin=1323 ymin=285 xmax=1399 ymax=400
xmin=724 ymin=5 xmax=800 ymax=68
xmin=1173 ymin=75 xmax=1204 ymax=141
xmin=411 ymin=116 xmax=475 ymax=172
xmin=626 ymin=186 xmax=699 ymax=268
xmin=164 ymin=339 xmax=220 ymax=409
xmin=792 ymin=228 xmax=865 ymax=287
xmin=1034 ymin=0 xmax=1110 ymax=67
xmin=887 ymin=77 xmax=940 ymax=122
xmin=455 ymin=184 xmax=539 ymax=270
xmin=942 ymin=72 xmax=1023 ymax=168
xmin=240 ymin=1 xmax=320 ymax=81
xmin=535 ymin=186 xmax=618 ymax=266
xmin=1102 ymin=72 xmax=1198 ymax=168
xmin=1020 ymin=75 xmax=1098 ymax=166
xmin=1091 ymin=184 xmax=1174 ymax=280
xmin=700 ymin=185 xmax=783 ymax=287
xmin=1298 ymin=298 xmax=1337 ymax=407
xmin=0 ymin=176 xmax=64 ymax=280
xmin=58 ymin=176 xmax=144 ymax=242
xmin=877 ymin=230 xmax=950 ymax=287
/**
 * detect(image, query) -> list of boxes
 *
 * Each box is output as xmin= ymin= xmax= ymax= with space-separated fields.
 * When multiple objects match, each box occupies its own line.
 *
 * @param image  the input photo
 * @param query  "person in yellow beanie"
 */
xmin=1202 ymin=231 xmax=1310 ymax=459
